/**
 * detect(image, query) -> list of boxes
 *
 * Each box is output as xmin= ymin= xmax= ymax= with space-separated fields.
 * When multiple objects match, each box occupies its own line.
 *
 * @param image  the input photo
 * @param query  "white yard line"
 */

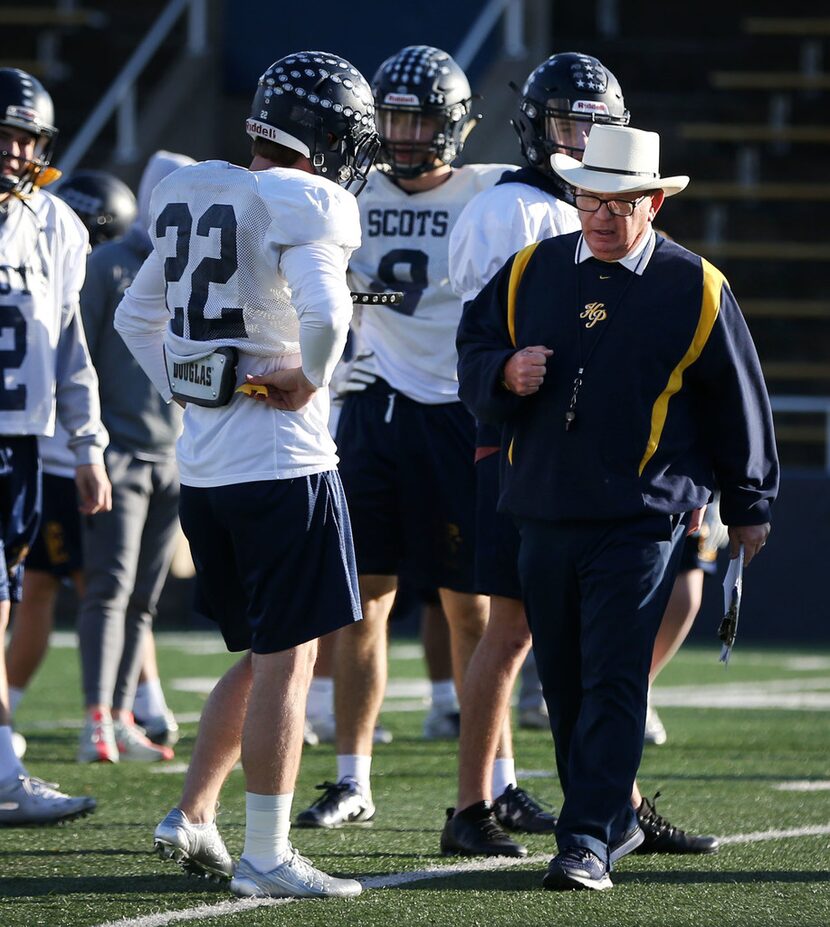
xmin=91 ymin=853 xmax=550 ymax=927
xmin=773 ymin=781 xmax=830 ymax=791
xmin=92 ymin=824 xmax=830 ymax=927
xmin=718 ymin=823 xmax=830 ymax=844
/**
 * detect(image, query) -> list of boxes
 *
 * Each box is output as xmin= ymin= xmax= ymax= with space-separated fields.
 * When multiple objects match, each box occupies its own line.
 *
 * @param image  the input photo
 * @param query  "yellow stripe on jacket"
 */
xmin=507 ymin=242 xmax=540 ymax=347
xmin=638 ymin=258 xmax=726 ymax=476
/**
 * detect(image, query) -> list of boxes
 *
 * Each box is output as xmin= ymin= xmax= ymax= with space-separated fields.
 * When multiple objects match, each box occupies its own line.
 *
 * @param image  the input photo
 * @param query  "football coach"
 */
xmin=456 ymin=124 xmax=778 ymax=891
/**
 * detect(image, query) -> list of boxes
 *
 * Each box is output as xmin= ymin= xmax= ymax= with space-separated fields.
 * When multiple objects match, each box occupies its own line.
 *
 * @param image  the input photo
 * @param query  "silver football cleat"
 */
xmin=154 ymin=807 xmax=233 ymax=881
xmin=230 ymin=847 xmax=362 ymax=898
xmin=0 ymin=774 xmax=96 ymax=826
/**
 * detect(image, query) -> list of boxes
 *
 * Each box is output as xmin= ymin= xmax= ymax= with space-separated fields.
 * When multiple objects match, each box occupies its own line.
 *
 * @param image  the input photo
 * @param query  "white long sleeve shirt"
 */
xmin=0 ymin=192 xmax=107 ymax=466
xmin=115 ymin=161 xmax=360 ymax=485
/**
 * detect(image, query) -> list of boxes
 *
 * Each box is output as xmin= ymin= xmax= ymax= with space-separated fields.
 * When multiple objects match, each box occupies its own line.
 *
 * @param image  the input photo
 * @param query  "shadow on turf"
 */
xmin=1 ymin=848 xmax=150 ymax=858
xmin=0 ymin=874 xmax=228 ymax=897
xmin=395 ymin=869 xmax=830 ymax=893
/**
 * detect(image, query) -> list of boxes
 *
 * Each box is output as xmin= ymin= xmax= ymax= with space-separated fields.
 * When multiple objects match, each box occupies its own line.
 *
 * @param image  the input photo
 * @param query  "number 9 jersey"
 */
xmin=347 ymin=163 xmax=512 ymax=404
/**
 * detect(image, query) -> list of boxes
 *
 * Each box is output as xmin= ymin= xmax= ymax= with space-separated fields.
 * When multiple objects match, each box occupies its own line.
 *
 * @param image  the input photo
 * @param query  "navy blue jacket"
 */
xmin=456 ymin=231 xmax=778 ymax=526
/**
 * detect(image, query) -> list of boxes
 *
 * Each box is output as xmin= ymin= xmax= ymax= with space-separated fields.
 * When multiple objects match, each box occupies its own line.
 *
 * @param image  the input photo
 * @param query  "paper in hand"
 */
xmin=718 ymin=545 xmax=744 ymax=665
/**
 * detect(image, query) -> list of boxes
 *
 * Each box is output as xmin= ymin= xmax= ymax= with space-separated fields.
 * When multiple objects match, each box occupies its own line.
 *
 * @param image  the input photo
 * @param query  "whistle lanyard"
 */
xmin=565 ymin=240 xmax=646 ymax=432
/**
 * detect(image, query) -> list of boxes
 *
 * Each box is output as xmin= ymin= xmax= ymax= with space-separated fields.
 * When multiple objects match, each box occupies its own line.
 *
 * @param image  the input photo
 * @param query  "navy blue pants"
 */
xmin=517 ymin=512 xmax=686 ymax=864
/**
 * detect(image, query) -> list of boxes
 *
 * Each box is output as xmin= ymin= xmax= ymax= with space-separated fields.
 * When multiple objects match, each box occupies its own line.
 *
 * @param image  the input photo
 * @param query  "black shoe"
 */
xmin=635 ymin=792 xmax=720 ymax=854
xmin=295 ymin=780 xmax=375 ymax=829
xmin=543 ymin=847 xmax=612 ymax=891
xmin=440 ymin=803 xmax=528 ymax=857
xmin=493 ymin=785 xmax=557 ymax=834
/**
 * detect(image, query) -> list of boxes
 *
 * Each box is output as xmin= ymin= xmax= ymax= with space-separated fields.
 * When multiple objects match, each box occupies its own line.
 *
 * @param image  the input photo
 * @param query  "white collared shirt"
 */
xmin=575 ymin=227 xmax=656 ymax=275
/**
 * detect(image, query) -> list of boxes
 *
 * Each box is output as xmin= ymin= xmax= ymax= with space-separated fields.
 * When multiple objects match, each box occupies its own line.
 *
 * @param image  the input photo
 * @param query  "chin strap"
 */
xmin=9 ymin=164 xmax=62 ymax=200
xmin=33 ymin=165 xmax=62 ymax=187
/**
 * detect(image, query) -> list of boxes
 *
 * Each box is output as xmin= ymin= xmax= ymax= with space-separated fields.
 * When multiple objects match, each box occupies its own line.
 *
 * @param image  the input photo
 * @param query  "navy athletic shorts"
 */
xmin=336 ymin=379 xmax=477 ymax=594
xmin=474 ymin=449 xmax=522 ymax=599
xmin=179 ymin=471 xmax=361 ymax=654
xmin=0 ymin=436 xmax=41 ymax=602
xmin=26 ymin=473 xmax=82 ymax=576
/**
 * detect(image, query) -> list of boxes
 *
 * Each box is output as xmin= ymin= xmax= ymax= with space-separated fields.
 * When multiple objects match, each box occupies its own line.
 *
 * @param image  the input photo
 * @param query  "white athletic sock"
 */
xmin=306 ymin=677 xmax=334 ymax=720
xmin=134 ymin=679 xmax=168 ymax=720
xmin=241 ymin=792 xmax=293 ymax=873
xmin=0 ymin=726 xmax=25 ymax=781
xmin=8 ymin=686 xmax=24 ymax=718
xmin=492 ymin=758 xmax=517 ymax=799
xmin=337 ymin=754 xmax=372 ymax=794
xmin=430 ymin=679 xmax=458 ymax=711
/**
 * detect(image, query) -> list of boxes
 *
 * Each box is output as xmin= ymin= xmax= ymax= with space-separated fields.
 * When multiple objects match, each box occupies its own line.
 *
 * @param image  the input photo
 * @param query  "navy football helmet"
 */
xmin=55 ymin=170 xmax=137 ymax=246
xmin=247 ymin=51 xmax=380 ymax=195
xmin=0 ymin=68 xmax=57 ymax=196
xmin=513 ymin=52 xmax=629 ymax=175
xmin=371 ymin=45 xmax=476 ymax=179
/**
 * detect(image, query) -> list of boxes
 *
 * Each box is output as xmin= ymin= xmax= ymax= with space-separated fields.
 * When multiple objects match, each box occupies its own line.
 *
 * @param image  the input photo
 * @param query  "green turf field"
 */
xmin=3 ymin=633 xmax=830 ymax=927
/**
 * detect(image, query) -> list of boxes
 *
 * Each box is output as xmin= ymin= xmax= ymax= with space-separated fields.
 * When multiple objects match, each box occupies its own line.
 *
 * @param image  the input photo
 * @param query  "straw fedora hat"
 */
xmin=550 ymin=124 xmax=689 ymax=197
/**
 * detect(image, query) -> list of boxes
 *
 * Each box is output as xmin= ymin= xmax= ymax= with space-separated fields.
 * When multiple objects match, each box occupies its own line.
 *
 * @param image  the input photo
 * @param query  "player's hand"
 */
xmin=728 ymin=523 xmax=770 ymax=566
xmin=687 ymin=505 xmax=706 ymax=535
xmin=502 ymin=345 xmax=554 ymax=396
xmin=339 ymin=351 xmax=378 ymax=395
xmin=76 ymin=463 xmax=112 ymax=515
xmin=243 ymin=369 xmax=318 ymax=411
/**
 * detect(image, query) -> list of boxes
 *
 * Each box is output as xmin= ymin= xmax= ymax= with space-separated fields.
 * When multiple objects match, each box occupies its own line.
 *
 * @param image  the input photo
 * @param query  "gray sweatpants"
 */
xmin=77 ymin=448 xmax=180 ymax=710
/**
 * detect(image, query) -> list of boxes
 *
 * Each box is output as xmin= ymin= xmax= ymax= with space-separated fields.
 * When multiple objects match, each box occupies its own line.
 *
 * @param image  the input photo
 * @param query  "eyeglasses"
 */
xmin=574 ymin=193 xmax=648 ymax=217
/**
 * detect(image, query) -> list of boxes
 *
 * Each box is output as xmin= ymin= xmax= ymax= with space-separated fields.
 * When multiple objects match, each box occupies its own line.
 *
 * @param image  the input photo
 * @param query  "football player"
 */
xmin=449 ymin=51 xmax=718 ymax=859
xmin=6 ymin=169 xmax=138 ymax=759
xmin=116 ymin=50 xmax=378 ymax=899
xmin=73 ymin=153 xmax=194 ymax=764
xmin=294 ymin=45 xmax=552 ymax=841
xmin=0 ymin=67 xmax=109 ymax=826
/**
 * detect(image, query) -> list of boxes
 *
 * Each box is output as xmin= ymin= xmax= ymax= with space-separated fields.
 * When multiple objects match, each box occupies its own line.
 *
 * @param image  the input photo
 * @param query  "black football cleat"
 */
xmin=493 ymin=785 xmax=557 ymax=833
xmin=636 ymin=792 xmax=720 ymax=854
xmin=440 ymin=802 xmax=528 ymax=857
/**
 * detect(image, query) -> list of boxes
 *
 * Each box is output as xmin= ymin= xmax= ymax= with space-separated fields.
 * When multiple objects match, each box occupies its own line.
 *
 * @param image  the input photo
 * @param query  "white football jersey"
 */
xmin=0 ymin=192 xmax=104 ymax=459
xmin=449 ymin=179 xmax=581 ymax=303
xmin=115 ymin=161 xmax=360 ymax=486
xmin=39 ymin=423 xmax=75 ymax=478
xmin=348 ymin=163 xmax=513 ymax=403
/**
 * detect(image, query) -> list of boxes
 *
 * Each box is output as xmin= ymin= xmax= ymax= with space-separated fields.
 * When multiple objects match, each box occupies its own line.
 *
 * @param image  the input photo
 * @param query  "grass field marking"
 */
xmin=773 ymin=781 xmax=830 ymax=791
xmin=93 ymin=894 xmax=285 ymax=927
xmin=92 ymin=821 xmax=830 ymax=927
xmin=92 ymin=853 xmax=552 ymax=927
xmin=718 ymin=823 xmax=830 ymax=845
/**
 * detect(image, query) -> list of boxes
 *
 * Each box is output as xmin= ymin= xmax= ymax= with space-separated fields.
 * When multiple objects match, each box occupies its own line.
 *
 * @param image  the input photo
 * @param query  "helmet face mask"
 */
xmin=513 ymin=53 xmax=629 ymax=181
xmin=375 ymin=109 xmax=446 ymax=179
xmin=372 ymin=45 xmax=475 ymax=180
xmin=0 ymin=68 xmax=57 ymax=197
xmin=247 ymin=51 xmax=380 ymax=196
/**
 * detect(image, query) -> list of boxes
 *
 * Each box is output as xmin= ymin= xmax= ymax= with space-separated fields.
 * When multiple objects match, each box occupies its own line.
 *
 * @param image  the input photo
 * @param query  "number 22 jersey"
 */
xmin=115 ymin=160 xmax=360 ymax=486
xmin=348 ymin=163 xmax=512 ymax=404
